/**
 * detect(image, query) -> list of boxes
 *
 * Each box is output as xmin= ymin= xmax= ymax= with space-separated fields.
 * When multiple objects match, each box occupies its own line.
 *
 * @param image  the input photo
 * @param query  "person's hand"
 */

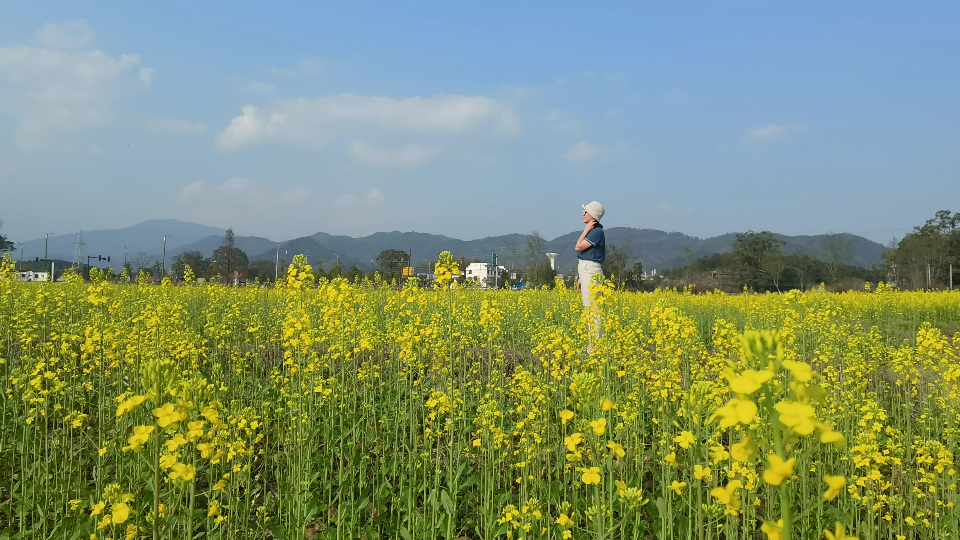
xmin=584 ymin=219 xmax=597 ymax=231
xmin=576 ymin=280 xmax=581 ymax=292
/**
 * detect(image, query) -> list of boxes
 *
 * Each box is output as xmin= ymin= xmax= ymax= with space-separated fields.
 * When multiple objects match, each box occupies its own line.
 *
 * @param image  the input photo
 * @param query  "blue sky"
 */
xmin=1 ymin=1 xmax=957 ymax=244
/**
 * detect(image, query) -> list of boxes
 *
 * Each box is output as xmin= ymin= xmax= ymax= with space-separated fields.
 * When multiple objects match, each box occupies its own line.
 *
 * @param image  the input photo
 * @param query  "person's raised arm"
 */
xmin=575 ymin=220 xmax=596 ymax=252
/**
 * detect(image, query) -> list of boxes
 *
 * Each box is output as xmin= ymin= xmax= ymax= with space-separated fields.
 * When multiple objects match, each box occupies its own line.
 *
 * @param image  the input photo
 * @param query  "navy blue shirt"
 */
xmin=578 ymin=224 xmax=605 ymax=262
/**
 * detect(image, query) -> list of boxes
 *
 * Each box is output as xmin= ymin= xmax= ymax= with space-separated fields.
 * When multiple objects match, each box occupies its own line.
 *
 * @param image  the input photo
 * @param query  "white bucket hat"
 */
xmin=582 ymin=201 xmax=605 ymax=222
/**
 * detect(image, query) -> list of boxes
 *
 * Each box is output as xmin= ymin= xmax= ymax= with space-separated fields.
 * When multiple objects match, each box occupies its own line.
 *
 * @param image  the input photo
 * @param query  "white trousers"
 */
xmin=577 ymin=260 xmax=603 ymax=306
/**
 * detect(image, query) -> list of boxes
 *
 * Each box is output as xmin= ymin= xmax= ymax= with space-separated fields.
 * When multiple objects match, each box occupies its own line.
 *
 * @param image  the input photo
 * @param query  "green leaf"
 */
xmin=440 ymin=489 xmax=454 ymax=515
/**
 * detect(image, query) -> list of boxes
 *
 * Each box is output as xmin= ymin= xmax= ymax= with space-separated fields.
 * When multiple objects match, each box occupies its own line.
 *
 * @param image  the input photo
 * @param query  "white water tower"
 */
xmin=546 ymin=252 xmax=558 ymax=271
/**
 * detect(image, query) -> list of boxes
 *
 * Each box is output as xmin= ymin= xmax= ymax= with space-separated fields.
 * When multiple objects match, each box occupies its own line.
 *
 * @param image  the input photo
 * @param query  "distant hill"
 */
xmin=168 ymin=234 xmax=277 ymax=260
xmin=14 ymin=220 xmax=888 ymax=273
xmin=17 ymin=220 xmax=225 ymax=263
xmin=248 ymin=237 xmax=365 ymax=271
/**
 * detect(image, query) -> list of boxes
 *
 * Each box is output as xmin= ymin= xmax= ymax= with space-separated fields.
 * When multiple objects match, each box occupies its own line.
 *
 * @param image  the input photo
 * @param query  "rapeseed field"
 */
xmin=2 ymin=253 xmax=959 ymax=540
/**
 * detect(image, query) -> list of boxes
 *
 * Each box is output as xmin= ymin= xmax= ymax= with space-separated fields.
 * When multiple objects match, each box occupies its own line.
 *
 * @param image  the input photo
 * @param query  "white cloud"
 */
xmin=542 ymin=109 xmax=580 ymax=134
xmin=177 ymin=177 xmax=311 ymax=223
xmin=334 ymin=187 xmax=386 ymax=209
xmin=139 ymin=67 xmax=154 ymax=85
xmin=268 ymin=57 xmax=324 ymax=77
xmin=660 ymin=201 xmax=671 ymax=211
xmin=561 ymin=141 xmax=630 ymax=163
xmin=230 ymin=76 xmax=276 ymax=94
xmin=583 ymin=71 xmax=597 ymax=79
xmin=144 ymin=117 xmax=206 ymax=136
xmin=215 ymin=94 xmax=520 ymax=153
xmin=0 ymin=22 xmax=143 ymax=150
xmin=36 ymin=20 xmax=95 ymax=50
xmin=174 ymin=179 xmax=390 ymax=238
xmin=747 ymin=122 xmax=812 ymax=142
xmin=349 ymin=140 xmax=441 ymax=169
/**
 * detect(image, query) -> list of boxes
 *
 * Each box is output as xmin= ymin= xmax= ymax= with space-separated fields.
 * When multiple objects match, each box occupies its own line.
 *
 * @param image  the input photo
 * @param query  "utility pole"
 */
xmin=335 ymin=253 xmax=340 ymax=267
xmin=927 ymin=263 xmax=932 ymax=289
xmin=44 ymin=233 xmax=54 ymax=274
xmin=162 ymin=235 xmax=168 ymax=280
xmin=275 ymin=245 xmax=280 ymax=281
xmin=18 ymin=243 xmax=23 ymax=272
xmin=950 ymin=262 xmax=953 ymax=291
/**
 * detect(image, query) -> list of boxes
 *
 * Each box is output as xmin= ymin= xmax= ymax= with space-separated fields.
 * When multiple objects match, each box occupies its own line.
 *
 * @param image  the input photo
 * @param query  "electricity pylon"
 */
xmin=72 ymin=231 xmax=84 ymax=272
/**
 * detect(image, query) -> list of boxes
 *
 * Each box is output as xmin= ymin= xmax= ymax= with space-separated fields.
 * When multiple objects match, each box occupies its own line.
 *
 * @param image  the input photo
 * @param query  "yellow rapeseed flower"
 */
xmin=727 ymin=369 xmax=774 ymax=395
xmin=559 ymin=410 xmax=574 ymax=424
xmin=555 ymin=513 xmax=570 ymax=526
xmin=116 ymin=395 xmax=147 ymax=417
xmin=169 ymin=462 xmax=197 ymax=481
xmin=673 ymin=431 xmax=695 ymax=449
xmin=781 ymin=360 xmax=813 ymax=382
xmin=581 ymin=467 xmax=601 ymax=485
xmin=165 ymin=433 xmax=188 ymax=452
xmin=824 ymin=523 xmax=857 ymax=540
xmin=823 ymin=475 xmax=846 ymax=501
xmin=110 ymin=502 xmax=130 ymax=524
xmin=710 ymin=397 xmax=758 ymax=428
xmin=761 ymin=519 xmax=783 ymax=540
xmin=668 ymin=480 xmax=687 ymax=495
xmin=763 ymin=454 xmax=796 ymax=486
xmin=731 ymin=438 xmax=757 ymax=462
xmin=154 ymin=403 xmax=185 ymax=428
xmin=589 ymin=418 xmax=606 ymax=435
xmin=564 ymin=433 xmax=583 ymax=451
xmin=122 ymin=425 xmax=154 ymax=452
xmin=775 ymin=401 xmax=817 ymax=435
xmin=694 ymin=464 xmax=711 ymax=480
xmin=607 ymin=441 xmax=625 ymax=457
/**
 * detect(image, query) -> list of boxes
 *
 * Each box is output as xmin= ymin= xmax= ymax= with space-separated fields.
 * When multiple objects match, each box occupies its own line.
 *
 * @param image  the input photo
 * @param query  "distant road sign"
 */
xmin=402 ymin=266 xmax=415 ymax=277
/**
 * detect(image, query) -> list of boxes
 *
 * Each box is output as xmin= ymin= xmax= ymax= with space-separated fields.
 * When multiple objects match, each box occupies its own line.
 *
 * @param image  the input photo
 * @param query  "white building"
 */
xmin=464 ymin=263 xmax=507 ymax=288
xmin=17 ymin=271 xmax=49 ymax=282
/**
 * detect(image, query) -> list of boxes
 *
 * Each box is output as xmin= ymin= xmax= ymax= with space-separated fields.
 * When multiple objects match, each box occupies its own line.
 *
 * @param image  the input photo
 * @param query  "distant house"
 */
xmin=464 ymin=262 xmax=507 ymax=288
xmin=17 ymin=271 xmax=49 ymax=282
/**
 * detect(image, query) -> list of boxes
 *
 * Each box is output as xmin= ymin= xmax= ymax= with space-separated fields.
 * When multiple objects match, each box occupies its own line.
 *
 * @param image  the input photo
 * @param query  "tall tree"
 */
xmin=602 ymin=244 xmax=630 ymax=288
xmin=733 ymin=231 xmax=785 ymax=286
xmin=170 ymin=250 xmax=206 ymax=280
xmin=376 ymin=249 xmax=410 ymax=274
xmin=821 ymin=233 xmax=853 ymax=283
xmin=212 ymin=228 xmax=248 ymax=279
xmin=525 ymin=231 xmax=547 ymax=272
xmin=0 ymin=221 xmax=13 ymax=252
xmin=883 ymin=210 xmax=959 ymax=289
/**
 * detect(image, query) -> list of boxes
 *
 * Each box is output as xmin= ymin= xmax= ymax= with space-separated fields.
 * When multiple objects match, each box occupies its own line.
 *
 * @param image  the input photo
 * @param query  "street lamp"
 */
xmin=18 ymin=242 xmax=23 ymax=272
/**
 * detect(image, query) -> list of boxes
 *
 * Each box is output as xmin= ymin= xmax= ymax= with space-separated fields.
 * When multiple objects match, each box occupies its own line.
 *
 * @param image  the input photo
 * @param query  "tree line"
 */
xmin=882 ymin=209 xmax=959 ymax=290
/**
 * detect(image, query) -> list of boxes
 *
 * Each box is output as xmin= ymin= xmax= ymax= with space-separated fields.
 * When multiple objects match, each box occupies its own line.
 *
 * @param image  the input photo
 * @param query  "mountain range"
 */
xmin=12 ymin=220 xmax=888 ymax=273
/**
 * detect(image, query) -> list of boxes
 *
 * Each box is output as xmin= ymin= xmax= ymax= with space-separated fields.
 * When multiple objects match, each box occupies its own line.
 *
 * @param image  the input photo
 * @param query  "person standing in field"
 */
xmin=575 ymin=201 xmax=605 ymax=350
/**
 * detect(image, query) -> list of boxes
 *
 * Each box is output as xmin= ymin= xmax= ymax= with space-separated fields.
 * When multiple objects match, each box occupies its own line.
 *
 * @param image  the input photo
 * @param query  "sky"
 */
xmin=1 ymin=1 xmax=958 ymax=245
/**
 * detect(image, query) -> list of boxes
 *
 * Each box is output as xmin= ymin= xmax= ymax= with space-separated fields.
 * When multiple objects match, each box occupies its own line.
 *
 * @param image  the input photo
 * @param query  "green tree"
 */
xmin=525 ymin=231 xmax=547 ymax=272
xmin=602 ymin=244 xmax=630 ymax=288
xmin=884 ymin=210 xmax=959 ymax=289
xmin=211 ymin=228 xmax=249 ymax=280
xmin=170 ymin=250 xmax=206 ymax=281
xmin=376 ymin=249 xmax=410 ymax=275
xmin=733 ymin=231 xmax=785 ymax=287
xmin=821 ymin=233 xmax=854 ymax=283
xmin=0 ymin=221 xmax=12 ymax=252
